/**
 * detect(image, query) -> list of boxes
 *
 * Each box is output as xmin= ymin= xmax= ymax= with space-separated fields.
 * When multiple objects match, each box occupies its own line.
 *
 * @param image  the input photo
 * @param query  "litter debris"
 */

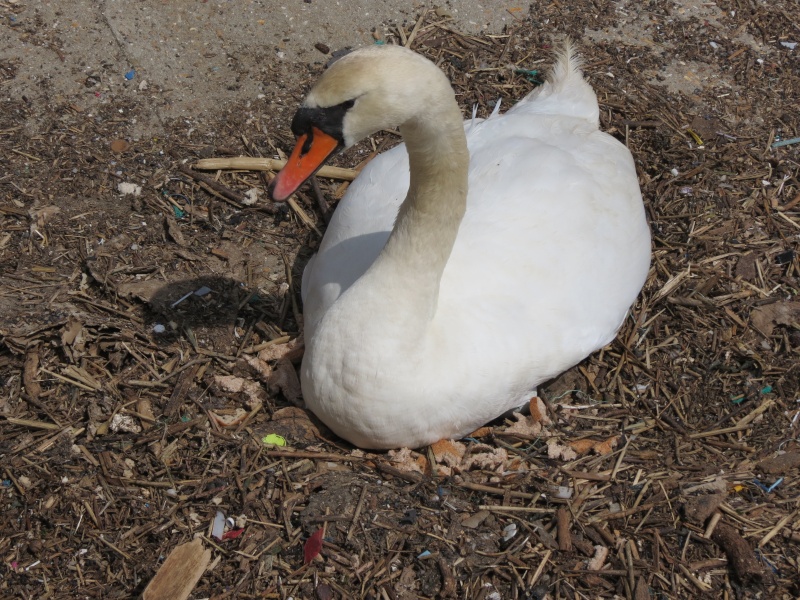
xmin=110 ymin=413 xmax=141 ymax=434
xmin=771 ymin=136 xmax=800 ymax=148
xmin=171 ymin=285 xmax=212 ymax=308
xmin=303 ymin=528 xmax=324 ymax=564
xmin=117 ymin=182 xmax=142 ymax=196
xmin=212 ymin=511 xmax=226 ymax=540
xmin=513 ymin=68 xmax=543 ymax=84
xmin=779 ymin=41 xmax=797 ymax=50
xmin=752 ymin=478 xmax=783 ymax=494
xmin=262 ymin=433 xmax=287 ymax=446
xmin=502 ymin=522 xmax=518 ymax=542
xmin=222 ymin=528 xmax=245 ymax=540
xmin=399 ymin=509 xmax=417 ymax=525
xmin=124 ymin=68 xmax=135 ymax=80
xmin=586 ymin=545 xmax=609 ymax=571
xmin=242 ymin=187 xmax=262 ymax=205
xmin=552 ymin=485 xmax=573 ymax=500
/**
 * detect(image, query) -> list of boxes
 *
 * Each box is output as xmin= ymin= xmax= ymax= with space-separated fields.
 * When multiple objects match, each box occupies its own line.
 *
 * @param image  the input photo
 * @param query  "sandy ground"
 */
xmin=2 ymin=0 xmax=527 ymax=136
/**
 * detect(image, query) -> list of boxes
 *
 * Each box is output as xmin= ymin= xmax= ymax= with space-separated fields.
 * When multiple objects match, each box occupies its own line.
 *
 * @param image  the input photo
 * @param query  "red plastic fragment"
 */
xmin=222 ymin=528 xmax=245 ymax=540
xmin=304 ymin=528 xmax=324 ymax=564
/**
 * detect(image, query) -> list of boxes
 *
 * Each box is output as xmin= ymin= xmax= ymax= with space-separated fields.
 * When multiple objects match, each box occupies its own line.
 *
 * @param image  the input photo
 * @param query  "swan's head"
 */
xmin=269 ymin=45 xmax=451 ymax=201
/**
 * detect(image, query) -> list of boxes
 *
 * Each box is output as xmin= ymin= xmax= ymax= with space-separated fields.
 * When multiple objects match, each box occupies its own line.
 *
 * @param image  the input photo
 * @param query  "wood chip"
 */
xmin=142 ymin=538 xmax=211 ymax=600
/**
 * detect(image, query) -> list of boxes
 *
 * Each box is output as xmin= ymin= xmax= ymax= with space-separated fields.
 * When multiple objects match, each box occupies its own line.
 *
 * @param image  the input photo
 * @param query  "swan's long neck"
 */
xmin=368 ymin=103 xmax=469 ymax=326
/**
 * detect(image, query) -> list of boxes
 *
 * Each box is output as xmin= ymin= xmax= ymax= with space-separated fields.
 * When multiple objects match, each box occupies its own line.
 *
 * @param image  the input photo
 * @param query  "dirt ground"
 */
xmin=2 ymin=1 xmax=800 ymax=599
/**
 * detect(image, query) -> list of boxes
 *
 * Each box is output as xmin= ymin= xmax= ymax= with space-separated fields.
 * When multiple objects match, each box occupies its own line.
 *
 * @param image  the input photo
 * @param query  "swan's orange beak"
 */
xmin=269 ymin=127 xmax=340 ymax=202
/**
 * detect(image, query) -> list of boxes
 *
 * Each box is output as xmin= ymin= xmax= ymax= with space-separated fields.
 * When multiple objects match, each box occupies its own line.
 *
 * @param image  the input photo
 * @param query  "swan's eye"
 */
xmin=340 ymin=99 xmax=355 ymax=111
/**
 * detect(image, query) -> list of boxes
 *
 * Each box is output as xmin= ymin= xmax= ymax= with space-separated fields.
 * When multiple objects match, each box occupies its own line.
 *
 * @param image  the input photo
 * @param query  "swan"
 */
xmin=269 ymin=42 xmax=651 ymax=450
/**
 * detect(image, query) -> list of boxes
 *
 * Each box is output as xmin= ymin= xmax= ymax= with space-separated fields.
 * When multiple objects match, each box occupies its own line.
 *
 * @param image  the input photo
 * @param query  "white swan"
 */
xmin=269 ymin=42 xmax=651 ymax=449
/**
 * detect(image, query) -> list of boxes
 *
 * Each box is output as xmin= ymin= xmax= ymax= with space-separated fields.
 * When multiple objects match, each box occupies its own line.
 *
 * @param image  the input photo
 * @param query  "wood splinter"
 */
xmin=142 ymin=538 xmax=211 ymax=600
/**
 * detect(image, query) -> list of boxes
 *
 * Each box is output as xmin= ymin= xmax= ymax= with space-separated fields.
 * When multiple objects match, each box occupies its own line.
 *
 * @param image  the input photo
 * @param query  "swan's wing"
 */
xmin=434 ymin=113 xmax=650 ymax=384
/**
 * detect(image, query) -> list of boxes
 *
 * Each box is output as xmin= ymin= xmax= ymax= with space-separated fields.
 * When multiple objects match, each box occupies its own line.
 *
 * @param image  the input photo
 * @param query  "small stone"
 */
xmin=314 ymin=42 xmax=330 ymax=54
xmin=110 ymin=139 xmax=130 ymax=153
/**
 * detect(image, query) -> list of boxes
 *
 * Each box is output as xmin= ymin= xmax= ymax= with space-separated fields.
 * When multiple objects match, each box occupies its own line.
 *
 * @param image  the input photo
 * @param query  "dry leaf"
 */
xmin=61 ymin=317 xmax=83 ymax=346
xmin=269 ymin=360 xmax=302 ymax=405
xmin=165 ymin=215 xmax=189 ymax=246
xmin=504 ymin=411 xmax=545 ymax=437
xmin=750 ymin=301 xmax=800 ymax=336
xmin=214 ymin=374 xmax=265 ymax=408
xmin=208 ymin=408 xmax=249 ymax=428
xmin=388 ymin=447 xmax=427 ymax=474
xmin=117 ymin=280 xmax=165 ymax=303
xmin=529 ymin=396 xmax=550 ymax=425
xmin=547 ymin=438 xmax=578 ymax=461
xmin=430 ymin=439 xmax=466 ymax=467
xmin=461 ymin=446 xmax=509 ymax=471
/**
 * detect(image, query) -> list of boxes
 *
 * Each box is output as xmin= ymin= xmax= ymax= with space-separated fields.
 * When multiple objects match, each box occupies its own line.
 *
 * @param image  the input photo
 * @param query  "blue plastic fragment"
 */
xmin=753 ymin=478 xmax=783 ymax=494
xmin=766 ymin=478 xmax=783 ymax=493
xmin=771 ymin=136 xmax=800 ymax=149
xmin=417 ymin=550 xmax=432 ymax=559
xmin=171 ymin=205 xmax=185 ymax=218
xmin=124 ymin=69 xmax=136 ymax=81
xmin=755 ymin=549 xmax=780 ymax=575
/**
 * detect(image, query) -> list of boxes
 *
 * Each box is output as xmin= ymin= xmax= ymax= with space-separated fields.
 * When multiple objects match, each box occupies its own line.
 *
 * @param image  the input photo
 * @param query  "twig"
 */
xmin=193 ymin=157 xmax=357 ymax=181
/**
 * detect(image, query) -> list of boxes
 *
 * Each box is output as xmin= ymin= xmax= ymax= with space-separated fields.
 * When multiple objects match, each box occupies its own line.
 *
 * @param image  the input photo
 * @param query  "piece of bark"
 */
xmin=163 ymin=364 xmax=199 ymax=416
xmin=556 ymin=508 xmax=572 ymax=551
xmin=23 ymin=345 xmax=42 ymax=399
xmin=142 ymin=538 xmax=210 ymax=600
xmin=757 ymin=451 xmax=800 ymax=474
xmin=683 ymin=491 xmax=726 ymax=525
xmin=438 ymin=558 xmax=456 ymax=598
xmin=633 ymin=576 xmax=651 ymax=600
xmin=570 ymin=533 xmax=595 ymax=557
xmin=711 ymin=523 xmax=765 ymax=585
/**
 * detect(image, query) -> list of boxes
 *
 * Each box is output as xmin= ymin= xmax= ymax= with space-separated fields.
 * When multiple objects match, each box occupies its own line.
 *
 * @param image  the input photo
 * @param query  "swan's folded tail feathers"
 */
xmin=510 ymin=38 xmax=599 ymax=126
xmin=547 ymin=37 xmax=584 ymax=90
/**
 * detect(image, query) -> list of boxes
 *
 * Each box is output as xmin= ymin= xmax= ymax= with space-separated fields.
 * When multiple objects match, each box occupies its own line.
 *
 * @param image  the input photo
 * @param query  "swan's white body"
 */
xmin=285 ymin=44 xmax=650 ymax=449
